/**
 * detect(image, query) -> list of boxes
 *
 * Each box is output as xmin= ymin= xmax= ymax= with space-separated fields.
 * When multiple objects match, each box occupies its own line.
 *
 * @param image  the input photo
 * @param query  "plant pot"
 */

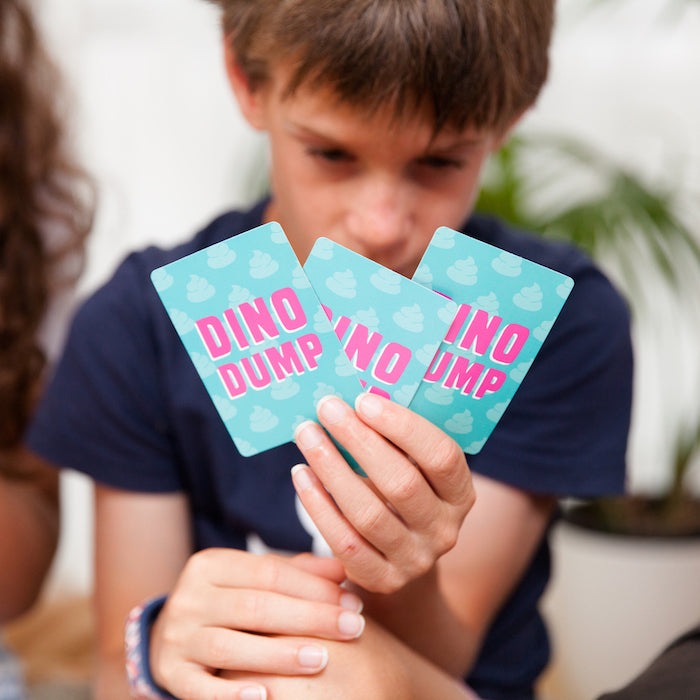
xmin=565 ymin=496 xmax=700 ymax=538
xmin=538 ymin=500 xmax=700 ymax=700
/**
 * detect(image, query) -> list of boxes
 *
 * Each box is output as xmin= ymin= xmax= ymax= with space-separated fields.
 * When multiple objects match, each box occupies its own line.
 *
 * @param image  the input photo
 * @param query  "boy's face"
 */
xmin=232 ymin=61 xmax=506 ymax=278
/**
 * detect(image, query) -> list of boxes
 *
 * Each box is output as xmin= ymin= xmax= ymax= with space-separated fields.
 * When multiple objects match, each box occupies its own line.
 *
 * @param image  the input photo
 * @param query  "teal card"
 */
xmin=151 ymin=222 xmax=574 ymax=461
xmin=151 ymin=222 xmax=364 ymax=457
xmin=304 ymin=238 xmax=457 ymax=406
xmin=411 ymin=226 xmax=574 ymax=453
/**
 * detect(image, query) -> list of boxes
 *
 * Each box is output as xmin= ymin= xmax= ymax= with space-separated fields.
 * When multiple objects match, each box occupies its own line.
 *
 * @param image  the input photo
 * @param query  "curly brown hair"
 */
xmin=0 ymin=0 xmax=94 ymax=465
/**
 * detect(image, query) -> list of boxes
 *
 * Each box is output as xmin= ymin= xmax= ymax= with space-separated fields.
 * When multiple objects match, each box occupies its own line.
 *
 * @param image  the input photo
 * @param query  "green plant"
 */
xmin=475 ymin=133 xmax=700 ymax=534
xmin=477 ymin=135 xmax=700 ymax=294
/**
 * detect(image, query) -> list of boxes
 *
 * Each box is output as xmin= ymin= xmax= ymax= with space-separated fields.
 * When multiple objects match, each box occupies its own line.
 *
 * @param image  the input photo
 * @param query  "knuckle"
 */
xmin=435 ymin=524 xmax=459 ymax=555
xmin=377 ymin=569 xmax=407 ymax=594
xmin=258 ymin=556 xmax=283 ymax=591
xmin=389 ymin=418 xmax=413 ymax=446
xmin=188 ymin=547 xmax=215 ymax=571
xmin=159 ymin=615 xmax=185 ymax=650
xmin=177 ymin=674 xmax=203 ymax=700
xmin=355 ymin=502 xmax=388 ymax=536
xmin=430 ymin=437 xmax=465 ymax=475
xmin=206 ymin=631 xmax=233 ymax=668
xmin=238 ymin=589 xmax=265 ymax=626
xmin=411 ymin=549 xmax=435 ymax=578
xmin=183 ymin=548 xmax=220 ymax=586
xmin=166 ymin=588 xmax=198 ymax=622
xmin=335 ymin=531 xmax=364 ymax=561
xmin=389 ymin=467 xmax=423 ymax=503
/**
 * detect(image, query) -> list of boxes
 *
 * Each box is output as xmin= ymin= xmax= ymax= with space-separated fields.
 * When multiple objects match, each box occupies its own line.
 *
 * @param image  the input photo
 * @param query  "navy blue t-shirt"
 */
xmin=27 ymin=200 xmax=633 ymax=700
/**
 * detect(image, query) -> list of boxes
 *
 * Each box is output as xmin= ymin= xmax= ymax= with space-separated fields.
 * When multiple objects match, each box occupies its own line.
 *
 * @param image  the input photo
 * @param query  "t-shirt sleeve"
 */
xmin=26 ymin=255 xmax=184 ymax=493
xmin=470 ymin=264 xmax=633 ymax=497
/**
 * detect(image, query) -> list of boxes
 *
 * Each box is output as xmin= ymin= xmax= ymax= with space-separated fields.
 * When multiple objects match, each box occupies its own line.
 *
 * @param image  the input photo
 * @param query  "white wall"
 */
xmin=530 ymin=0 xmax=700 ymax=497
xmin=36 ymin=0 xmax=265 ymax=596
xmin=34 ymin=0 xmax=700 ymax=597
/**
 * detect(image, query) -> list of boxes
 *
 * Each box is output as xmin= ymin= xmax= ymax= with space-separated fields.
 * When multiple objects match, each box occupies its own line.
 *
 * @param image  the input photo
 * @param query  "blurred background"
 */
xmin=10 ymin=0 xmax=700 ymax=697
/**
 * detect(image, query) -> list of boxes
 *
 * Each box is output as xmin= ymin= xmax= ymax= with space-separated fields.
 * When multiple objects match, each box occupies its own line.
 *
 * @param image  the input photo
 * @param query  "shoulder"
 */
xmin=466 ymin=213 xmax=630 ymax=340
xmin=466 ymin=213 xmax=605 ymax=280
xmin=465 ymin=215 xmax=632 ymax=496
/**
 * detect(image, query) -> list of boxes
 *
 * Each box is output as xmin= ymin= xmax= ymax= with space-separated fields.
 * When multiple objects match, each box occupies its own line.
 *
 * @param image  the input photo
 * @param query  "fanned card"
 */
xmin=410 ymin=226 xmax=574 ymax=453
xmin=150 ymin=222 xmax=364 ymax=457
xmin=303 ymin=238 xmax=457 ymax=406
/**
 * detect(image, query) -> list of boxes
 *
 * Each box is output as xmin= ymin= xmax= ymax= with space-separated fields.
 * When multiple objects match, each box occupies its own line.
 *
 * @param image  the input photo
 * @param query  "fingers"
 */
xmin=296 ymin=394 xmax=473 ymax=532
xmin=161 ymin=622 xmax=364 ymax=692
xmin=180 ymin=547 xmax=358 ymax=609
xmin=162 ymin=565 xmax=365 ymax=653
xmin=288 ymin=552 xmax=347 ymax=584
xmin=187 ymin=629 xmax=345 ymax=675
xmin=294 ymin=419 xmax=414 ymax=548
xmin=291 ymin=463 xmax=401 ymax=586
xmin=164 ymin=663 xmax=269 ymax=700
xmin=292 ymin=394 xmax=475 ymax=591
xmin=150 ymin=550 xmax=367 ymax=697
xmin=354 ymin=393 xmax=473 ymax=508
xmin=193 ymin=587 xmax=365 ymax=640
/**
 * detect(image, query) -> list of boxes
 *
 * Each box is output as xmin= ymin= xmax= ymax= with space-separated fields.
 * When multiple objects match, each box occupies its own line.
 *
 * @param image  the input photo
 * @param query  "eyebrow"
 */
xmin=284 ymin=121 xmax=343 ymax=144
xmin=426 ymin=137 xmax=487 ymax=153
xmin=286 ymin=121 xmax=487 ymax=154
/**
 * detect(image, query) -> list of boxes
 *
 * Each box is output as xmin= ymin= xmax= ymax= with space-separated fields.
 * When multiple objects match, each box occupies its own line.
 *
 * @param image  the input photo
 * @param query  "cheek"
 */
xmin=415 ymin=187 xmax=478 ymax=232
xmin=442 ymin=166 xmax=487 ymax=218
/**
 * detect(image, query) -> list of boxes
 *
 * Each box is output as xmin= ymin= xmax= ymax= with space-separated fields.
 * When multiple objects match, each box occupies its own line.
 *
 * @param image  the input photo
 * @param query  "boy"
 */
xmin=26 ymin=2 xmax=633 ymax=699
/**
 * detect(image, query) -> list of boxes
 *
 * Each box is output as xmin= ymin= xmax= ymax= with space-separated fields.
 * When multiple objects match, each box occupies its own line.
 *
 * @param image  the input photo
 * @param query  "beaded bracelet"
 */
xmin=124 ymin=595 xmax=177 ymax=699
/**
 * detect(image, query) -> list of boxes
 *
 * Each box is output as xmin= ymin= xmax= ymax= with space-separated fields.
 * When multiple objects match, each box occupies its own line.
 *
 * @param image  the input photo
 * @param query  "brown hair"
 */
xmin=208 ymin=0 xmax=555 ymax=132
xmin=0 ymin=0 xmax=94 ymax=463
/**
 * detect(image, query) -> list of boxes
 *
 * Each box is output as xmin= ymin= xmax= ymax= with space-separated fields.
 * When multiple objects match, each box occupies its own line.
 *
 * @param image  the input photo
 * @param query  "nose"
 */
xmin=346 ymin=177 xmax=412 ymax=247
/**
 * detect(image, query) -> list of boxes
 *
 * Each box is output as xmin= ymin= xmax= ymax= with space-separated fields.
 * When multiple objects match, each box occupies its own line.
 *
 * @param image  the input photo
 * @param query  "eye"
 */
xmin=417 ymin=155 xmax=465 ymax=170
xmin=307 ymin=147 xmax=353 ymax=163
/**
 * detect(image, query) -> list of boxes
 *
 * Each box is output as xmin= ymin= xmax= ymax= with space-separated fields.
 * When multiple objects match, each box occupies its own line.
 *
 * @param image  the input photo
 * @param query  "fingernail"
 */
xmin=295 ymin=420 xmax=324 ymax=450
xmin=291 ymin=464 xmax=313 ymax=491
xmin=298 ymin=644 xmax=328 ymax=670
xmin=340 ymin=591 xmax=364 ymax=613
xmin=338 ymin=611 xmax=365 ymax=638
xmin=240 ymin=686 xmax=267 ymax=700
xmin=317 ymin=395 xmax=349 ymax=424
xmin=355 ymin=392 xmax=383 ymax=419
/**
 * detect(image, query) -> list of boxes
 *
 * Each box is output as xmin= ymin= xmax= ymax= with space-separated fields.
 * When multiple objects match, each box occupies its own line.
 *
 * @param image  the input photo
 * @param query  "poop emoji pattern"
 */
xmin=447 ymin=257 xmax=479 ymax=286
xmin=410 ymin=226 xmax=574 ymax=453
xmin=206 ymin=242 xmax=237 ymax=269
xmin=152 ymin=222 xmax=364 ymax=457
xmin=304 ymin=238 xmax=457 ymax=406
xmin=153 ymin=222 xmax=573 ymax=459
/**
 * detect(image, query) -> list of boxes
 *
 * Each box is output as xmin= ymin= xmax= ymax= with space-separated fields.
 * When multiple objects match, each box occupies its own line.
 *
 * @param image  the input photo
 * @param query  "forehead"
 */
xmin=265 ymin=63 xmax=493 ymax=150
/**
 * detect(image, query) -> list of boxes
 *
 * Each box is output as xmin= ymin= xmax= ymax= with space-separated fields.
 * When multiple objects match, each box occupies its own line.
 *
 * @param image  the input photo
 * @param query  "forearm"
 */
xmin=96 ymin=652 xmax=133 ymax=700
xmin=354 ymin=565 xmax=479 ymax=677
xmin=359 ymin=481 xmax=559 ymax=679
xmin=94 ymin=485 xmax=193 ymax=700
xmin=0 ymin=461 xmax=59 ymax=622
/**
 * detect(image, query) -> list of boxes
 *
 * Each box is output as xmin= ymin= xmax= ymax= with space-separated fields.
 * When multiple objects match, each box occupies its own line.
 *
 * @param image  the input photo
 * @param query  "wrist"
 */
xmin=125 ymin=595 xmax=176 ymax=699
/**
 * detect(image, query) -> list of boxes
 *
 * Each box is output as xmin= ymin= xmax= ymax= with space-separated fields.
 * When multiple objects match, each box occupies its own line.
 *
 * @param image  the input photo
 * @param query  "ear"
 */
xmin=223 ymin=38 xmax=267 ymax=130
